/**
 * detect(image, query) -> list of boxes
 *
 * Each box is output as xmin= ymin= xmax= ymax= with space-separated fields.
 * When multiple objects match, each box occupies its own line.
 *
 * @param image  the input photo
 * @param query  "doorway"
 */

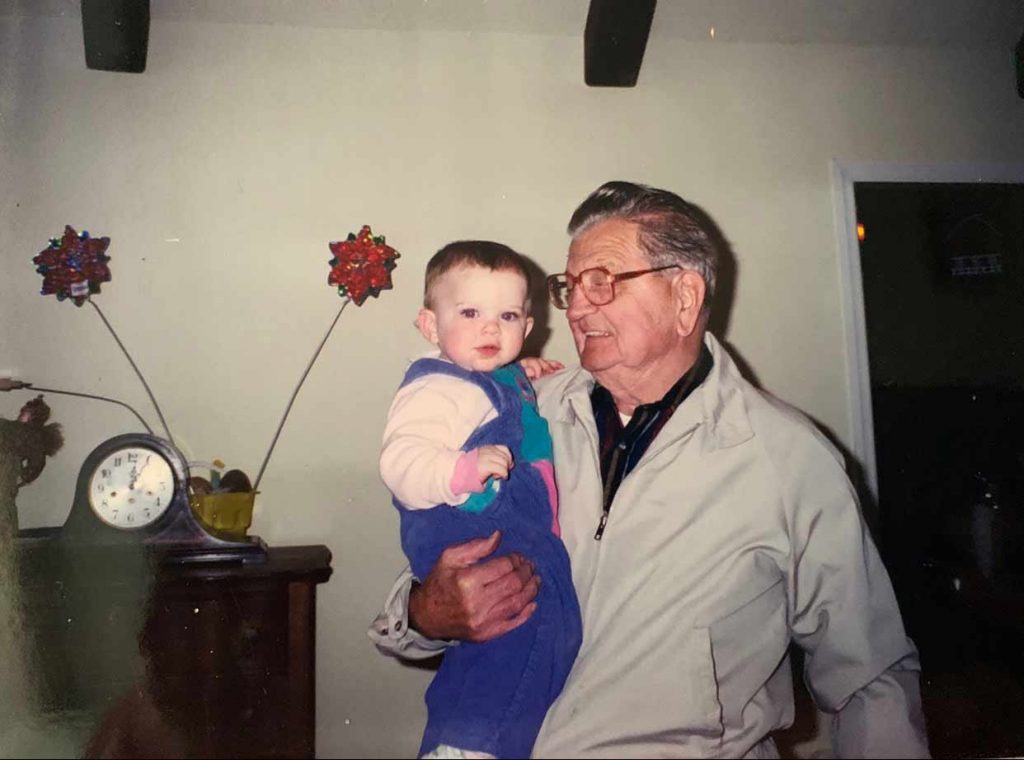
xmin=850 ymin=178 xmax=1024 ymax=757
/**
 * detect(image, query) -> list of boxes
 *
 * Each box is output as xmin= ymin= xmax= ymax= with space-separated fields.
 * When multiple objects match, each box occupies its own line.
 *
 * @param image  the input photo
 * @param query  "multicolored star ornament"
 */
xmin=33 ymin=226 xmax=112 ymax=306
xmin=327 ymin=225 xmax=400 ymax=306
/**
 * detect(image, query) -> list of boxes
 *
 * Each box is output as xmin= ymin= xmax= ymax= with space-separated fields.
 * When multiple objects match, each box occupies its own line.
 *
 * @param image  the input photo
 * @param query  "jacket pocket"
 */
xmin=703 ymin=579 xmax=790 ymax=730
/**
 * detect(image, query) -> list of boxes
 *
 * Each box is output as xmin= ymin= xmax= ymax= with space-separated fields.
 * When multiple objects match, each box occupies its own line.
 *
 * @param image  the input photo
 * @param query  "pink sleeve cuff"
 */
xmin=450 ymin=450 xmax=486 ymax=495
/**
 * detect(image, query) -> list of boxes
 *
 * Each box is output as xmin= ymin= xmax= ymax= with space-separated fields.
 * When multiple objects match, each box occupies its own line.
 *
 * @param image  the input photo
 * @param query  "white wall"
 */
xmin=2 ymin=10 xmax=1023 ymax=757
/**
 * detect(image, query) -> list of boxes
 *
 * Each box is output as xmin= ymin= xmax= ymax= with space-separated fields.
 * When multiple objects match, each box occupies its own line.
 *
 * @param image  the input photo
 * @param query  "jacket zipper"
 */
xmin=595 ymin=441 xmax=625 ymax=540
xmin=592 ymin=422 xmax=701 ymax=541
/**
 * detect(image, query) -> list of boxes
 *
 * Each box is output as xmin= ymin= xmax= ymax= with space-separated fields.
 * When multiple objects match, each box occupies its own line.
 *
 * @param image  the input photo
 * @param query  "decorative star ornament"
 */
xmin=33 ymin=226 xmax=112 ymax=306
xmin=327 ymin=225 xmax=400 ymax=305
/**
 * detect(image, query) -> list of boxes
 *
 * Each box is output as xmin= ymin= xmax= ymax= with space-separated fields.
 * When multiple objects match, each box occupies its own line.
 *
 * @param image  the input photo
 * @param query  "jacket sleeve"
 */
xmin=366 ymin=566 xmax=456 ymax=659
xmin=380 ymin=374 xmax=496 ymax=509
xmin=831 ymin=658 xmax=928 ymax=758
xmin=782 ymin=428 xmax=930 ymax=758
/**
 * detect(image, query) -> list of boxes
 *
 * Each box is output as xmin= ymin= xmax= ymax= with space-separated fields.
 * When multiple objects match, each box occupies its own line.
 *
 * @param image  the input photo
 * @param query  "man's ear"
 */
xmin=673 ymin=270 xmax=707 ymax=338
xmin=416 ymin=308 xmax=439 ymax=345
xmin=524 ymin=316 xmax=535 ymax=340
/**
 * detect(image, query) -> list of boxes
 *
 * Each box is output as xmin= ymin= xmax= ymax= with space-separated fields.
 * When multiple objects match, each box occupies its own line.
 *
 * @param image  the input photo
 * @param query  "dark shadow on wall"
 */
xmin=690 ymin=200 xmax=738 ymax=344
xmin=691 ymin=201 xmax=767 ymax=389
xmin=521 ymin=255 xmax=556 ymax=359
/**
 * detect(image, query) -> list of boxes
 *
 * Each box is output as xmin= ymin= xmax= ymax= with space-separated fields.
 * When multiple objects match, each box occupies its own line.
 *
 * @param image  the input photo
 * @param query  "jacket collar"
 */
xmin=698 ymin=333 xmax=754 ymax=449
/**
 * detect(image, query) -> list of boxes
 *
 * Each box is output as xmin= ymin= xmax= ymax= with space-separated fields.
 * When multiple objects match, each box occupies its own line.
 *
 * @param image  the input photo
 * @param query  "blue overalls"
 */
xmin=395 ymin=359 xmax=583 ymax=759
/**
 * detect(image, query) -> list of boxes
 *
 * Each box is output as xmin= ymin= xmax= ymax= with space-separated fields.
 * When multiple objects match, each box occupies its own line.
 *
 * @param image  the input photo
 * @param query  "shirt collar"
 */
xmin=590 ymin=343 xmax=713 ymax=419
xmin=548 ymin=333 xmax=754 ymax=452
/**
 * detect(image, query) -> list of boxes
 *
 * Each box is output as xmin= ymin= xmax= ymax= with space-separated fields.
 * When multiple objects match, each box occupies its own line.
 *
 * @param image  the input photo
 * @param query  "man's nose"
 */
xmin=565 ymin=284 xmax=596 ymax=319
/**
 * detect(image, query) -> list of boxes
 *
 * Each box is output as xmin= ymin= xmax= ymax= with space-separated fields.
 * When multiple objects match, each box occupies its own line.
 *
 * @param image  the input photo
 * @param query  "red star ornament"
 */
xmin=33 ymin=226 xmax=112 ymax=306
xmin=327 ymin=225 xmax=399 ymax=306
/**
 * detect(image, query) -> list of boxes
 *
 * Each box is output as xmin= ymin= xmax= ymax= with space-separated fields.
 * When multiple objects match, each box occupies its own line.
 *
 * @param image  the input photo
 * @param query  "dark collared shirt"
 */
xmin=589 ymin=344 xmax=713 ymax=539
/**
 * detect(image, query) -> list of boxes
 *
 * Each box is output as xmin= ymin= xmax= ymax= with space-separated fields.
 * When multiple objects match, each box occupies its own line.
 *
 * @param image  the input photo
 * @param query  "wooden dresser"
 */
xmin=16 ymin=537 xmax=332 ymax=758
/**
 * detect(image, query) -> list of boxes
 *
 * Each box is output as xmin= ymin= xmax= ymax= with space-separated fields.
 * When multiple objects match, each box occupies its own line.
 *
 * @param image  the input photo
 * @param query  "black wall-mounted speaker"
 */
xmin=584 ymin=0 xmax=657 ymax=87
xmin=82 ymin=0 xmax=150 ymax=73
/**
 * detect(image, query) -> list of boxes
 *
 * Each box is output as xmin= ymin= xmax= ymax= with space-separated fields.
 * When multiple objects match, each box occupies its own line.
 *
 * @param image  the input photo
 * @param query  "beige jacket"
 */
xmin=371 ymin=334 xmax=928 ymax=758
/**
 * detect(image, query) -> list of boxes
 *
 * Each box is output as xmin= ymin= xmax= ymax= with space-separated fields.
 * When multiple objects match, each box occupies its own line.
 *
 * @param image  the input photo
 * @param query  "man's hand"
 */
xmin=408 ymin=531 xmax=540 ymax=642
xmin=475 ymin=444 xmax=513 ymax=483
xmin=519 ymin=357 xmax=565 ymax=381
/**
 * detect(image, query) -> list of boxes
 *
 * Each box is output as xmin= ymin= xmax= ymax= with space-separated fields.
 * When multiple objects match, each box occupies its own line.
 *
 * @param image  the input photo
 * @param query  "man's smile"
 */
xmin=576 ymin=323 xmax=612 ymax=338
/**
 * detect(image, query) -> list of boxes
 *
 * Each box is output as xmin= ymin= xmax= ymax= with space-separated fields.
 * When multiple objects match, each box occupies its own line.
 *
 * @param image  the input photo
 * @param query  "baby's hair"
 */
xmin=423 ymin=240 xmax=532 ymax=311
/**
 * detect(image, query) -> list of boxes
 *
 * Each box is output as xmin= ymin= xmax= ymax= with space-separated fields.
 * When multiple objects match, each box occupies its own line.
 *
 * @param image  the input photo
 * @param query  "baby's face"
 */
xmin=418 ymin=265 xmax=534 ymax=372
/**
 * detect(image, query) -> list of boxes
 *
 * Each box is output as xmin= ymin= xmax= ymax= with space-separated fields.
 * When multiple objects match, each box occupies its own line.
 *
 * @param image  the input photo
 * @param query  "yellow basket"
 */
xmin=189 ymin=491 xmax=256 ymax=538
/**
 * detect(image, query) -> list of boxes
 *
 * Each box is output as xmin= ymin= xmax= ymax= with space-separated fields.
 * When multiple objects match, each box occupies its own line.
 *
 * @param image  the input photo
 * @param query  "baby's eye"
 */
xmin=459 ymin=308 xmax=478 ymax=318
xmin=500 ymin=312 xmax=521 ymax=322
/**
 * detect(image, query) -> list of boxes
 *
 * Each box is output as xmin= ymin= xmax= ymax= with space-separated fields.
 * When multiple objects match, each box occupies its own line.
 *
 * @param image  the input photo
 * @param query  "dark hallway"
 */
xmin=856 ymin=181 xmax=1024 ymax=757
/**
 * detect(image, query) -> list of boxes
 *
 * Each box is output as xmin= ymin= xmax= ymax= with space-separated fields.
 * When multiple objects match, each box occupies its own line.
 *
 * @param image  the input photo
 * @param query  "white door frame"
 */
xmin=831 ymin=161 xmax=1024 ymax=502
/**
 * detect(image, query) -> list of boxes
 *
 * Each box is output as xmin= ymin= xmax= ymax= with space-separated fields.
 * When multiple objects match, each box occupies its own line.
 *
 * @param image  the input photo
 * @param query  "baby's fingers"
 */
xmin=477 ymin=445 xmax=513 ymax=480
xmin=519 ymin=357 xmax=565 ymax=379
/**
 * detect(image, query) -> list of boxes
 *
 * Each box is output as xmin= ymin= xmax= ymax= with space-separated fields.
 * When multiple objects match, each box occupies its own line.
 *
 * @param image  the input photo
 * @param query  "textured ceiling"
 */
xmin=3 ymin=0 xmax=1023 ymax=49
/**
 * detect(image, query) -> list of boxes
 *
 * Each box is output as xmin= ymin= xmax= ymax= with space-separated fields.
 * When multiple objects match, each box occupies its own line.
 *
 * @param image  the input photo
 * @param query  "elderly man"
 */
xmin=371 ymin=181 xmax=929 ymax=758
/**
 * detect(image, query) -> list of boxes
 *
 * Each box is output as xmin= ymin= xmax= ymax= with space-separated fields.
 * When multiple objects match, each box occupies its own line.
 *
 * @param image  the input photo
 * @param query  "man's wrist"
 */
xmin=407 ymin=579 xmax=424 ymax=633
xmin=368 ymin=570 xmax=452 ymax=659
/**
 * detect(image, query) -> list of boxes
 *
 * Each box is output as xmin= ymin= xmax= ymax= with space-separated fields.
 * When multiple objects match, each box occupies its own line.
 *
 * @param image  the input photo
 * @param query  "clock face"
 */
xmin=87 ymin=446 xmax=175 ymax=530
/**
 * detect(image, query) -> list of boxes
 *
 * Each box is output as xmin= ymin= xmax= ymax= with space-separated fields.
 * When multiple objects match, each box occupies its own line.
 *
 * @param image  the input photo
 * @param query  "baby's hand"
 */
xmin=520 ymin=357 xmax=565 ymax=380
xmin=475 ymin=444 xmax=513 ymax=483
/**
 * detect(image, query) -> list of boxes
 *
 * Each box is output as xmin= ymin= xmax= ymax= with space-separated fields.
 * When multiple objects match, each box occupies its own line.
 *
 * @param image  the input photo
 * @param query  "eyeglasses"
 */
xmin=546 ymin=265 xmax=681 ymax=310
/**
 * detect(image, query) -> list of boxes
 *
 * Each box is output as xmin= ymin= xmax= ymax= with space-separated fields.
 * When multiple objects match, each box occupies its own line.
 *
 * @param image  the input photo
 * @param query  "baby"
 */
xmin=379 ymin=241 xmax=582 ymax=759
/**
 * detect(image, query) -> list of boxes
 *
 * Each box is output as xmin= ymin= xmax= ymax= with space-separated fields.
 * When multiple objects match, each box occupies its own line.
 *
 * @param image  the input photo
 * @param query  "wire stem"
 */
xmin=9 ymin=385 xmax=154 ymax=434
xmin=254 ymin=299 xmax=349 ymax=491
xmin=89 ymin=299 xmax=175 ymax=445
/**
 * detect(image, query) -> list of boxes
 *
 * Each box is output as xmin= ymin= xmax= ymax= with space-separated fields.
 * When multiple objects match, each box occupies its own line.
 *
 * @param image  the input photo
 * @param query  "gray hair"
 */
xmin=567 ymin=181 xmax=720 ymax=309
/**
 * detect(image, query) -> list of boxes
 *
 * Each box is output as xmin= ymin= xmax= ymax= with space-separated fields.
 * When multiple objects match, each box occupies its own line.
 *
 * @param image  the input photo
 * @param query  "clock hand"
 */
xmin=129 ymin=458 xmax=152 ymax=490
